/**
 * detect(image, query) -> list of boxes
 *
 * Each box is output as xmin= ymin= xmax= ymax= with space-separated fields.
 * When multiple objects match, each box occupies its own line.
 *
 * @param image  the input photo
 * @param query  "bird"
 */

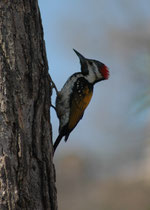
xmin=53 ymin=49 xmax=109 ymax=153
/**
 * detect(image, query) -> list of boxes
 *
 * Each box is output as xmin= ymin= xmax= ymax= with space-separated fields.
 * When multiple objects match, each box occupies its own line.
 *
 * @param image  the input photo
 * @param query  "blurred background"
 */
xmin=39 ymin=1 xmax=150 ymax=209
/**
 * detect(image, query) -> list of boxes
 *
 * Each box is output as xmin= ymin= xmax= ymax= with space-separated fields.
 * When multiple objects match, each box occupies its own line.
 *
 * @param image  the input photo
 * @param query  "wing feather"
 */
xmin=68 ymin=79 xmax=93 ymax=131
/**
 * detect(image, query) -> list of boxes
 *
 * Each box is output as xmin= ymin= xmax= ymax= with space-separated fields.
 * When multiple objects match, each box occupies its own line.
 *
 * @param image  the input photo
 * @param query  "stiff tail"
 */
xmin=53 ymin=134 xmax=63 ymax=154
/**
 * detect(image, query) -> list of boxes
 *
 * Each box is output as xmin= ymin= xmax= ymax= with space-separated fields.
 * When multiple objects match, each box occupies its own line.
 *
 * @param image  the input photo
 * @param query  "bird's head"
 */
xmin=73 ymin=49 xmax=109 ymax=84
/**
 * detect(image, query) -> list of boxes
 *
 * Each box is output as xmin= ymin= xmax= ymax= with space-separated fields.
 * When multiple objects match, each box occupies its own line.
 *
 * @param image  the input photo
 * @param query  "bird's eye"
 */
xmin=89 ymin=61 xmax=93 ymax=65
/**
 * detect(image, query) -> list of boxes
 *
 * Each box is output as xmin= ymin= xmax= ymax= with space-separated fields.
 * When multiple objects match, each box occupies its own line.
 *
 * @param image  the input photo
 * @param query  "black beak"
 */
xmin=73 ymin=49 xmax=88 ymax=75
xmin=73 ymin=49 xmax=85 ymax=61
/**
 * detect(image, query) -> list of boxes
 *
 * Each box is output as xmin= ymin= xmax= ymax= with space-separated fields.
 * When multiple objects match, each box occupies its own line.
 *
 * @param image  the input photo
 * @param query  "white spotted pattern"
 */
xmin=56 ymin=73 xmax=83 ymax=131
xmin=56 ymin=61 xmax=103 ymax=132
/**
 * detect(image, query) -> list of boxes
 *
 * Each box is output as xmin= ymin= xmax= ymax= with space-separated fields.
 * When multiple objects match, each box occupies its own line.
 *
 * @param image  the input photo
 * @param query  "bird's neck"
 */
xmin=84 ymin=70 xmax=97 ymax=84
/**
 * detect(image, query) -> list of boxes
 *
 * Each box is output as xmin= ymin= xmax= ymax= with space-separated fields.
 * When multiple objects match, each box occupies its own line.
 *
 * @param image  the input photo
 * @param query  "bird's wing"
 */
xmin=68 ymin=78 xmax=93 ymax=132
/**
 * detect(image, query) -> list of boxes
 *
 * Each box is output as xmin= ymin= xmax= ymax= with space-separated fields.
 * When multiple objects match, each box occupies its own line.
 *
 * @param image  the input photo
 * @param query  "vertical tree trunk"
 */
xmin=0 ymin=1 xmax=57 ymax=210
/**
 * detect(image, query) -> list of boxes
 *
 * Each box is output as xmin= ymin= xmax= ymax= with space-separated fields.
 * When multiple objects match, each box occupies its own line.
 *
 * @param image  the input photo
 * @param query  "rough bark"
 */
xmin=0 ymin=1 xmax=57 ymax=210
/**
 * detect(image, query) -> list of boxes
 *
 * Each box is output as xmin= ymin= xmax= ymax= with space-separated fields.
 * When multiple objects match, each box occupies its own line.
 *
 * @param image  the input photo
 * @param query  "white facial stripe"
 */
xmin=86 ymin=62 xmax=102 ymax=83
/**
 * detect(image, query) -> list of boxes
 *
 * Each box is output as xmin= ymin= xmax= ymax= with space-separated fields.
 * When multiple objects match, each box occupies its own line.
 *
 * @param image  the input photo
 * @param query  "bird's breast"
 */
xmin=68 ymin=78 xmax=93 ymax=130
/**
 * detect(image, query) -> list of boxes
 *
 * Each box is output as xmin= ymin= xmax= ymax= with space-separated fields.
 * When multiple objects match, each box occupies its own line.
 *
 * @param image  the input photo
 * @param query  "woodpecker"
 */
xmin=53 ymin=49 xmax=109 ymax=153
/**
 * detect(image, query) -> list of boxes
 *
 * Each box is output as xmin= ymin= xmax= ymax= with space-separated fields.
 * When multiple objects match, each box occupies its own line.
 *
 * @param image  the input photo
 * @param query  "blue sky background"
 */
xmin=38 ymin=0 xmax=150 ymax=174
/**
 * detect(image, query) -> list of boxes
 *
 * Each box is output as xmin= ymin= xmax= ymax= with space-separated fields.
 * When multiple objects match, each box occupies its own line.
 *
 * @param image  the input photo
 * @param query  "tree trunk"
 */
xmin=0 ymin=1 xmax=57 ymax=210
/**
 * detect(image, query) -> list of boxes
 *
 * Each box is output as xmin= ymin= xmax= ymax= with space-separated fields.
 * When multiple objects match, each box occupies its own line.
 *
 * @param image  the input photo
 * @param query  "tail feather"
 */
xmin=64 ymin=133 xmax=70 ymax=142
xmin=53 ymin=134 xmax=63 ymax=154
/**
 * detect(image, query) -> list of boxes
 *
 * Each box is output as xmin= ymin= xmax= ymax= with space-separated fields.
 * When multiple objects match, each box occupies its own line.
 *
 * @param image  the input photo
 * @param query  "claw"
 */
xmin=51 ymin=104 xmax=57 ymax=112
xmin=48 ymin=75 xmax=59 ymax=95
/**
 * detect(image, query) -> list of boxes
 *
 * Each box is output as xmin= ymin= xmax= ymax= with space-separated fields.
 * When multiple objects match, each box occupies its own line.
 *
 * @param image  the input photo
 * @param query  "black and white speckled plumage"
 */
xmin=53 ymin=49 xmax=109 ymax=153
xmin=56 ymin=73 xmax=82 ymax=131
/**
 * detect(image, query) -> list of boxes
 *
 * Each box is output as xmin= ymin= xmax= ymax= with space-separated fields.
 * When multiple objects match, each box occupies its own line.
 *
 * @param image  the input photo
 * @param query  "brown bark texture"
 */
xmin=0 ymin=1 xmax=57 ymax=210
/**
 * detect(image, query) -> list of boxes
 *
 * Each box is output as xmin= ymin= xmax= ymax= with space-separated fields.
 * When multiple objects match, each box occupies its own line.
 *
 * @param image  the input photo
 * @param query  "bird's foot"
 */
xmin=51 ymin=104 xmax=57 ymax=112
xmin=48 ymin=75 xmax=59 ymax=95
